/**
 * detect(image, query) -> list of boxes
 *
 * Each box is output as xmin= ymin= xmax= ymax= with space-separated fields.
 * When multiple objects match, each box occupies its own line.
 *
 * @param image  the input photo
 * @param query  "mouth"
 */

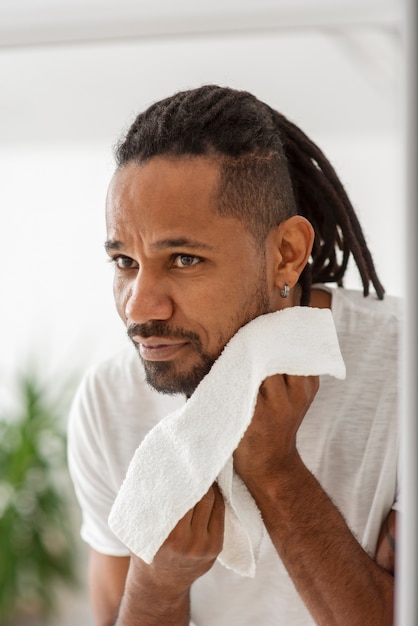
xmin=131 ymin=336 xmax=189 ymax=361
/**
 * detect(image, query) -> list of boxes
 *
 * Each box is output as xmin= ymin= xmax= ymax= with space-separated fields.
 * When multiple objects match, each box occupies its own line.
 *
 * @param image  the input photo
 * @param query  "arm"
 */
xmin=89 ymin=485 xmax=224 ymax=626
xmin=88 ymin=551 xmax=130 ymax=626
xmin=234 ymin=374 xmax=396 ymax=626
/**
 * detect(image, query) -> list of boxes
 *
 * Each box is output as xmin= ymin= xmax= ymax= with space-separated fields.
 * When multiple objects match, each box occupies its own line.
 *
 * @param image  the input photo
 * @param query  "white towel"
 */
xmin=108 ymin=307 xmax=346 ymax=577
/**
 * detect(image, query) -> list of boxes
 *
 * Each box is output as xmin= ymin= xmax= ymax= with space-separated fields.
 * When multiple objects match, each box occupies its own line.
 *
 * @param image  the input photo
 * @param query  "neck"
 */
xmin=309 ymin=288 xmax=332 ymax=309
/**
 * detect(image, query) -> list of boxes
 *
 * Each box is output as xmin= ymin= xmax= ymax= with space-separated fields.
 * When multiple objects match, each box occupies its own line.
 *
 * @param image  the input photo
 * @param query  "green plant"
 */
xmin=0 ymin=371 xmax=78 ymax=622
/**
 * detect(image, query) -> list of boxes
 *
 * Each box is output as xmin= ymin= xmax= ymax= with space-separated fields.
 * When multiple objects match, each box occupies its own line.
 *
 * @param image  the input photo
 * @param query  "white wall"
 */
xmin=0 ymin=29 xmax=403 ymax=400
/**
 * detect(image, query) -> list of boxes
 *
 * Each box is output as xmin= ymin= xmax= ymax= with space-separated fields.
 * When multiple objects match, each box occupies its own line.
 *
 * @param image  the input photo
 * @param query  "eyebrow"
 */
xmin=151 ymin=238 xmax=215 ymax=252
xmin=104 ymin=237 xmax=215 ymax=253
xmin=104 ymin=240 xmax=124 ymax=252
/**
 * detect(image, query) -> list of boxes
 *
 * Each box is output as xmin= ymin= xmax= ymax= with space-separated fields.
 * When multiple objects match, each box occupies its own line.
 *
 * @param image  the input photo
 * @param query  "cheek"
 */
xmin=198 ymin=288 xmax=252 ymax=351
xmin=113 ymin=276 xmax=129 ymax=323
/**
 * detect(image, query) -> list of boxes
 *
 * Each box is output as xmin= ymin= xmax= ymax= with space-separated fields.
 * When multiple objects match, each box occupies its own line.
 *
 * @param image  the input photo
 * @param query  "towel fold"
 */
xmin=108 ymin=307 xmax=346 ymax=577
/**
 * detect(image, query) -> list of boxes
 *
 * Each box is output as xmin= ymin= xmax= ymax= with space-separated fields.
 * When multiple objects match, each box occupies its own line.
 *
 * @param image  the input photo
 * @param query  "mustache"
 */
xmin=127 ymin=321 xmax=202 ymax=346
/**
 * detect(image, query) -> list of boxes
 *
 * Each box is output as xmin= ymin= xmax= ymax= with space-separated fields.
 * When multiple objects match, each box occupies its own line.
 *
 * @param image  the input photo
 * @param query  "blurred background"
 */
xmin=0 ymin=0 xmax=407 ymax=623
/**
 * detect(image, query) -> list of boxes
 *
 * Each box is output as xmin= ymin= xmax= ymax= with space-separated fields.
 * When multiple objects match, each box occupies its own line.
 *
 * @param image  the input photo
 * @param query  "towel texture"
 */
xmin=108 ymin=307 xmax=346 ymax=576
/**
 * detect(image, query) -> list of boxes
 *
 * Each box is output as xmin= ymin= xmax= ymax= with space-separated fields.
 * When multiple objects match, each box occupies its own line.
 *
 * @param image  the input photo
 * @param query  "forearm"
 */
xmin=249 ymin=453 xmax=394 ymax=626
xmin=115 ymin=558 xmax=190 ymax=626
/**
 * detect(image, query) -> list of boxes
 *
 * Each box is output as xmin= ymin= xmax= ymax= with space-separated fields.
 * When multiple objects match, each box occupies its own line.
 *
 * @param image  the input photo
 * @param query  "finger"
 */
xmin=190 ymin=486 xmax=217 ymax=529
xmin=283 ymin=374 xmax=319 ymax=391
xmin=207 ymin=484 xmax=225 ymax=534
xmin=282 ymin=375 xmax=320 ymax=409
xmin=259 ymin=373 xmax=286 ymax=395
xmin=166 ymin=507 xmax=195 ymax=541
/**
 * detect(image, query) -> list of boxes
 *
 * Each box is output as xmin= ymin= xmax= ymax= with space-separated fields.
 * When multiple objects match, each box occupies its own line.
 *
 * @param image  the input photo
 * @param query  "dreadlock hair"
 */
xmin=115 ymin=84 xmax=385 ymax=306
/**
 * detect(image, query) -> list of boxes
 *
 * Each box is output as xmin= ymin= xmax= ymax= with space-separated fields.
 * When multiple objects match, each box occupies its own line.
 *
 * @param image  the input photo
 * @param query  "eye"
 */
xmin=111 ymin=255 xmax=138 ymax=270
xmin=172 ymin=254 xmax=202 ymax=268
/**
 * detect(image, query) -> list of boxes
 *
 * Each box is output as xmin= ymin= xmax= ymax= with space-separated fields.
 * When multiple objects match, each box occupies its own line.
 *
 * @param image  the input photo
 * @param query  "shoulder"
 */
xmin=323 ymin=287 xmax=400 ymax=403
xmin=68 ymin=346 xmax=184 ymax=444
xmin=321 ymin=286 xmax=401 ymax=354
xmin=77 ymin=346 xmax=146 ymax=402
xmin=67 ymin=346 xmax=185 ymax=510
xmin=330 ymin=287 xmax=401 ymax=321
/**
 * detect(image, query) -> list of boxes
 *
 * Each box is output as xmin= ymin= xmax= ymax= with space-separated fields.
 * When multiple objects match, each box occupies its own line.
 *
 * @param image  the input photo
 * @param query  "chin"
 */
xmin=142 ymin=355 xmax=215 ymax=397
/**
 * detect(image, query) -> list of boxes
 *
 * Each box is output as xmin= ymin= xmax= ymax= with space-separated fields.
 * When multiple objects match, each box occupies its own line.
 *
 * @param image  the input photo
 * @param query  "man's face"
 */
xmin=105 ymin=156 xmax=277 ymax=396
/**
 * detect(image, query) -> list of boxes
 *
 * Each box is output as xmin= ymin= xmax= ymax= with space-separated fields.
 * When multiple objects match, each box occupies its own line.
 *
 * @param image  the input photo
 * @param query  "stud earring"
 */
xmin=280 ymin=283 xmax=290 ymax=298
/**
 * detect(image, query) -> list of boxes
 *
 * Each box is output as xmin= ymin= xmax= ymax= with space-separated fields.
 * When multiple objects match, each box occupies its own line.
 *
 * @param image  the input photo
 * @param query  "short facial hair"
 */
xmin=127 ymin=321 xmax=216 ymax=396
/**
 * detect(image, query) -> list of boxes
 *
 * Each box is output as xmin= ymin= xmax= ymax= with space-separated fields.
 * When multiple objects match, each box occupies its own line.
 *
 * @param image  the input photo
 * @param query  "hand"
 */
xmin=233 ymin=374 xmax=319 ymax=484
xmin=130 ymin=484 xmax=225 ymax=598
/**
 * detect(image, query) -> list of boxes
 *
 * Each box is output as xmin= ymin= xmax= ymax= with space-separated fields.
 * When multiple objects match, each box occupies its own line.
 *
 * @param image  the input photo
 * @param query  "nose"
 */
xmin=123 ymin=269 xmax=174 ymax=325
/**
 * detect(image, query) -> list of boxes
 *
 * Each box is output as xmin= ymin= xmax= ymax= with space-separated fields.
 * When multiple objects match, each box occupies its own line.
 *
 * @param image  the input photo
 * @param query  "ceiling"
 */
xmin=0 ymin=0 xmax=404 ymax=48
xmin=0 ymin=0 xmax=404 ymax=148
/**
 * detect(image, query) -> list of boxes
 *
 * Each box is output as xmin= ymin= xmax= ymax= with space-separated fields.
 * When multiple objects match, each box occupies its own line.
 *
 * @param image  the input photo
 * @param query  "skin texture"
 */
xmin=94 ymin=155 xmax=397 ymax=626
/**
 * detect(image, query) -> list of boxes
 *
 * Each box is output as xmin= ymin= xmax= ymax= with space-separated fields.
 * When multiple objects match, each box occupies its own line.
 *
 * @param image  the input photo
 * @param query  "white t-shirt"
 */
xmin=68 ymin=287 xmax=400 ymax=625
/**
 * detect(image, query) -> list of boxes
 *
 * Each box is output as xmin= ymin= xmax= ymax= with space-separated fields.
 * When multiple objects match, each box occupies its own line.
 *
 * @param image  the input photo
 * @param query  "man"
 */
xmin=68 ymin=85 xmax=399 ymax=625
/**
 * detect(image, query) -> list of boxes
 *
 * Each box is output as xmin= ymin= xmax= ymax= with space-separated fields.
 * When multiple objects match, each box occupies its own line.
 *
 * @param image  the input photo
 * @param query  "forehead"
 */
xmin=106 ymin=156 xmax=221 ymax=229
xmin=105 ymin=155 xmax=261 ymax=258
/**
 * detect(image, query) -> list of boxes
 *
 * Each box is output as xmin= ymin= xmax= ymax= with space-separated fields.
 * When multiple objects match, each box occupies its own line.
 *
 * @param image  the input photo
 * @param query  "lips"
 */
xmin=131 ymin=336 xmax=189 ymax=361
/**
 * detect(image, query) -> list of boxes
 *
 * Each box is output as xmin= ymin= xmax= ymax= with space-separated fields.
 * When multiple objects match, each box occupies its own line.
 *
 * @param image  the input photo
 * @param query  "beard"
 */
xmin=127 ymin=276 xmax=271 ymax=397
xmin=129 ymin=321 xmax=216 ymax=397
xmin=127 ymin=320 xmax=216 ymax=397
xmin=141 ymin=351 xmax=215 ymax=397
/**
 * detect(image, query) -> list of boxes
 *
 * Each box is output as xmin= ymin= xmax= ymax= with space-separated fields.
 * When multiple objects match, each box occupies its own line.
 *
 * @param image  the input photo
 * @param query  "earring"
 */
xmin=280 ymin=283 xmax=290 ymax=298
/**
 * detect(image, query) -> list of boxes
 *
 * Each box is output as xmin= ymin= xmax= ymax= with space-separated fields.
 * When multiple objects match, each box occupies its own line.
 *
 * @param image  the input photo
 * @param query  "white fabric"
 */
xmin=108 ymin=307 xmax=345 ymax=577
xmin=68 ymin=287 xmax=400 ymax=625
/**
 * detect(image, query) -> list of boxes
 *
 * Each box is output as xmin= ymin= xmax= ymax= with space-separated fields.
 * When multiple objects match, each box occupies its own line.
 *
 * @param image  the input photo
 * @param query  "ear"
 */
xmin=270 ymin=216 xmax=314 ymax=290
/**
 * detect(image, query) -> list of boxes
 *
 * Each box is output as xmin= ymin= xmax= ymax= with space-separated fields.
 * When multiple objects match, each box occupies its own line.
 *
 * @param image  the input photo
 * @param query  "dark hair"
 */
xmin=115 ymin=84 xmax=384 ymax=305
